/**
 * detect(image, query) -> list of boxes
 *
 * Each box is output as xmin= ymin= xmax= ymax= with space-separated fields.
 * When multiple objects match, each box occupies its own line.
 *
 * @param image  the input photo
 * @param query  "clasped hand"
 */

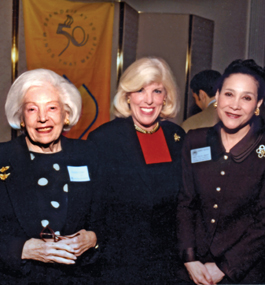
xmin=184 ymin=261 xmax=225 ymax=285
xmin=22 ymin=229 xmax=97 ymax=265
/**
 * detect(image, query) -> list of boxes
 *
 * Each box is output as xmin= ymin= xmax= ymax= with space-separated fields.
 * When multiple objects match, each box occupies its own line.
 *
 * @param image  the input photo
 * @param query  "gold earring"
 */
xmin=213 ymin=101 xmax=218 ymax=108
xmin=255 ymin=107 xmax=260 ymax=116
xmin=20 ymin=122 xmax=25 ymax=128
xmin=127 ymin=98 xmax=130 ymax=104
xmin=65 ymin=119 xmax=70 ymax=126
xmin=163 ymin=100 xmax=166 ymax=106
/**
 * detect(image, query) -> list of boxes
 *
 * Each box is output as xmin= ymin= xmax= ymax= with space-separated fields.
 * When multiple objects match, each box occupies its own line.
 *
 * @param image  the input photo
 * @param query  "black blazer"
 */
xmin=177 ymin=118 xmax=265 ymax=283
xmin=88 ymin=117 xmax=186 ymax=284
xmin=0 ymin=135 xmax=99 ymax=284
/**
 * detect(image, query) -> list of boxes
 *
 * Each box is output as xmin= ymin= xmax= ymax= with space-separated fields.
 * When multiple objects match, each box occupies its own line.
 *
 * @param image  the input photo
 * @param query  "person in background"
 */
xmin=177 ymin=59 xmax=265 ymax=284
xmin=0 ymin=69 xmax=100 ymax=283
xmin=88 ymin=57 xmax=186 ymax=283
xmin=181 ymin=69 xmax=221 ymax=132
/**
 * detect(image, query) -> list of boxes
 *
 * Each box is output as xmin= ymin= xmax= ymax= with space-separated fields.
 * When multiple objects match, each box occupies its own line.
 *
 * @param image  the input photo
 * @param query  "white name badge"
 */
xmin=191 ymin=146 xmax=212 ymax=163
xmin=67 ymin=166 xmax=90 ymax=182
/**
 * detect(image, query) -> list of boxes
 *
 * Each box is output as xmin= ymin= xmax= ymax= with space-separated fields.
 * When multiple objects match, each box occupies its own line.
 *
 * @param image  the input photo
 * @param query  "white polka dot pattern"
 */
xmin=63 ymin=184 xmax=68 ymax=192
xmin=51 ymin=201 xmax=60 ymax=208
xmin=53 ymin=163 xmax=60 ymax=171
xmin=38 ymin=178 xmax=48 ymax=186
xmin=41 ymin=219 xmax=49 ymax=227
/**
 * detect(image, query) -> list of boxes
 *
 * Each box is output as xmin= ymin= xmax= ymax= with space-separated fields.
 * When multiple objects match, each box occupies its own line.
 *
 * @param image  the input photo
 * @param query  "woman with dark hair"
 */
xmin=177 ymin=59 xmax=265 ymax=284
xmin=88 ymin=57 xmax=185 ymax=283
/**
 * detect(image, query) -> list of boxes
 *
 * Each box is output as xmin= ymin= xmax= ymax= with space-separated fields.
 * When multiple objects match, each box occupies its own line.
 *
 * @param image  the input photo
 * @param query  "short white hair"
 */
xmin=113 ymin=57 xmax=180 ymax=119
xmin=5 ymin=69 xmax=82 ymax=131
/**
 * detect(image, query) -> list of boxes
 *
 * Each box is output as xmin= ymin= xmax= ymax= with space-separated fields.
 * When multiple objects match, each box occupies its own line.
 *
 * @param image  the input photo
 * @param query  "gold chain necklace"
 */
xmin=134 ymin=122 xmax=160 ymax=134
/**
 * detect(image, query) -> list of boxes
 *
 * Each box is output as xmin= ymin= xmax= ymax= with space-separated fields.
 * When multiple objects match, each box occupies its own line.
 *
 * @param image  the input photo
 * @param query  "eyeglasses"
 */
xmin=40 ymin=225 xmax=64 ymax=242
xmin=40 ymin=225 xmax=80 ymax=242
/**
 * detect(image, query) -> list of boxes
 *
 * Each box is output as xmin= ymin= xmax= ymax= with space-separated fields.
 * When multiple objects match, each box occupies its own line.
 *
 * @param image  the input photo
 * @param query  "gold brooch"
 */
xmin=0 ymin=173 xmax=10 ymax=180
xmin=0 ymin=166 xmax=9 ymax=173
xmin=0 ymin=166 xmax=10 ymax=180
xmin=256 ymin=145 xmax=265 ymax=158
xmin=174 ymin=133 xmax=181 ymax=142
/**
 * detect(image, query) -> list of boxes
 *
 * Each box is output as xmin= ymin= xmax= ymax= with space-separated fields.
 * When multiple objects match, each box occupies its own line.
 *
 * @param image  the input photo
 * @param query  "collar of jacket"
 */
xmin=17 ymin=133 xmax=70 ymax=153
xmin=207 ymin=116 xmax=264 ymax=163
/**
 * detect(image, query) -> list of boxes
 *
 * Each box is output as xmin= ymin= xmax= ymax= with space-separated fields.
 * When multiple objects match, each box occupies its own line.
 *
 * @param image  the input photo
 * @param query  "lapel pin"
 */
xmin=0 ymin=166 xmax=11 ymax=180
xmin=0 ymin=166 xmax=10 ymax=173
xmin=0 ymin=173 xmax=10 ymax=181
xmin=174 ymin=133 xmax=181 ymax=142
xmin=256 ymin=145 xmax=265 ymax=158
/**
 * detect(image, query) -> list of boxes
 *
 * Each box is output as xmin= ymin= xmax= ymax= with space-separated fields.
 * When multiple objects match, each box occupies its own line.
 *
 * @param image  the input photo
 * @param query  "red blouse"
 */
xmin=136 ymin=127 xmax=172 ymax=164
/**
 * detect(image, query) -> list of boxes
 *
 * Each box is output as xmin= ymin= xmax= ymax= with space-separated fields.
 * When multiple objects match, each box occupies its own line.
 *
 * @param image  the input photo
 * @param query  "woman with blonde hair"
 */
xmin=89 ymin=57 xmax=185 ymax=283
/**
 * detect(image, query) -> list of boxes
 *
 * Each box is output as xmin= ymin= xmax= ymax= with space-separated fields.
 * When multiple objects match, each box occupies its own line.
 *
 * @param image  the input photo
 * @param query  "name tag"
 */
xmin=67 ymin=166 xmax=90 ymax=182
xmin=191 ymin=146 xmax=211 ymax=163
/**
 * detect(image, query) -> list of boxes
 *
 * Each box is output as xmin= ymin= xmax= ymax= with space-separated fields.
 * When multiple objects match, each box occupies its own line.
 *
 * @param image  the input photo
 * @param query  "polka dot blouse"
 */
xmin=30 ymin=150 xmax=69 ymax=235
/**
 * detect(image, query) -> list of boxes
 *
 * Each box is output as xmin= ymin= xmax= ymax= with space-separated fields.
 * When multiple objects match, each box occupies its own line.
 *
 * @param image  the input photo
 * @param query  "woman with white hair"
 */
xmin=88 ymin=57 xmax=185 ymax=283
xmin=0 ymin=69 xmax=99 ymax=283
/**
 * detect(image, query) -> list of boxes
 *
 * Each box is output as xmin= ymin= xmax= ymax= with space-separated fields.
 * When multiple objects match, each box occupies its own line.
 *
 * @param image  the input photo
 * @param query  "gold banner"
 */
xmin=22 ymin=0 xmax=114 ymax=139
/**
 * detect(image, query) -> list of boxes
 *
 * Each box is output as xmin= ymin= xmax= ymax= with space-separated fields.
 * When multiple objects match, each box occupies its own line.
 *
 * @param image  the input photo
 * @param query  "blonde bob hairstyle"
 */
xmin=5 ymin=69 xmax=82 ymax=131
xmin=113 ymin=57 xmax=179 ymax=118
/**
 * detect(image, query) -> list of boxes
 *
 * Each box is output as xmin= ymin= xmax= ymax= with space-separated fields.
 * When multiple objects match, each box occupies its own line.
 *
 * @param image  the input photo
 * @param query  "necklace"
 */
xmin=134 ymin=122 xmax=160 ymax=134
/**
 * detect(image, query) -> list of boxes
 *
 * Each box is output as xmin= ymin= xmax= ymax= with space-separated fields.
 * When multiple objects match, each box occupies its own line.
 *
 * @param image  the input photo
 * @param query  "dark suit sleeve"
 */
xmin=0 ymin=236 xmax=27 ymax=270
xmin=79 ymin=137 xmax=108 ymax=268
xmin=216 ymin=181 xmax=265 ymax=282
xmin=80 ymin=180 xmax=107 ymax=273
xmin=0 ymin=181 xmax=29 ymax=274
xmin=177 ymin=132 xmax=198 ymax=262
xmin=87 ymin=127 xmax=117 ymax=267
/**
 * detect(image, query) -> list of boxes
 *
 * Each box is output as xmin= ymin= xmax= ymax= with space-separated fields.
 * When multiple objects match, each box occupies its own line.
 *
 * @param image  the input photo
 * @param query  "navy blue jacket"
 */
xmin=0 ymin=134 xmax=100 ymax=284
xmin=88 ymin=117 xmax=185 ymax=284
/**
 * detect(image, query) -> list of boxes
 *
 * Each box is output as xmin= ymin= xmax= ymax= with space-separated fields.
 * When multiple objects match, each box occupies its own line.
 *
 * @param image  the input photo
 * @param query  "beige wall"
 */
xmin=125 ymin=0 xmax=250 ymax=73
xmin=0 ymin=1 xmax=13 ymax=142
